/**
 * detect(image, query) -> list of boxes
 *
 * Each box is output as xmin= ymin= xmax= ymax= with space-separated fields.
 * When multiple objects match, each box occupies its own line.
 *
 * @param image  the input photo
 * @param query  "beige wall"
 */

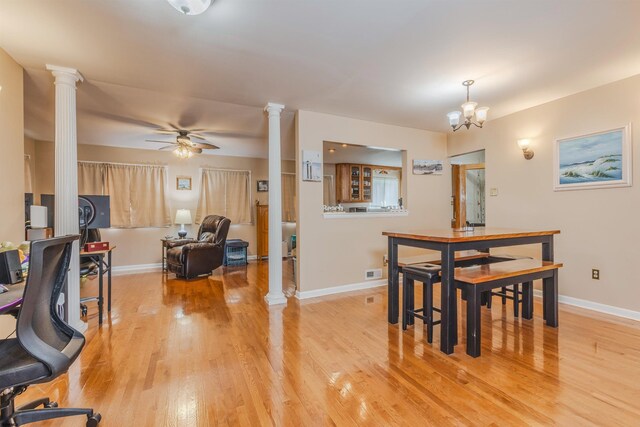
xmin=448 ymin=74 xmax=640 ymax=312
xmin=0 ymin=48 xmax=24 ymax=336
xmin=296 ymin=110 xmax=449 ymax=292
xmin=24 ymin=136 xmax=37 ymax=196
xmin=32 ymin=141 xmax=295 ymax=267
xmin=0 ymin=48 xmax=25 ymax=244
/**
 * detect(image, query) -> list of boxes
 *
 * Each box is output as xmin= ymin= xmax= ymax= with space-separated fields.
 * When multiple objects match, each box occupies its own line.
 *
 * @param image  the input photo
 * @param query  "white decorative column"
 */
xmin=264 ymin=103 xmax=287 ymax=305
xmin=46 ymin=65 xmax=85 ymax=331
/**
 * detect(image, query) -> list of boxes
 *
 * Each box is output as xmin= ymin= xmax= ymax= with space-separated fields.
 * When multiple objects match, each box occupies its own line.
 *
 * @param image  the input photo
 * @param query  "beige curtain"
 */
xmin=282 ymin=173 xmax=296 ymax=222
xmin=103 ymin=163 xmax=132 ymax=228
xmin=24 ymin=156 xmax=33 ymax=194
xmin=101 ymin=163 xmax=170 ymax=228
xmin=129 ymin=165 xmax=171 ymax=227
xmin=196 ymin=169 xmax=251 ymax=224
xmin=323 ymin=175 xmax=336 ymax=205
xmin=78 ymin=162 xmax=104 ymax=195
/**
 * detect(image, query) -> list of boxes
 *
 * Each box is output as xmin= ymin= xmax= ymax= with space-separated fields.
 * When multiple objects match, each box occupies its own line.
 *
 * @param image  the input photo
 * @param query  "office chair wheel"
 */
xmin=44 ymin=401 xmax=58 ymax=408
xmin=86 ymin=413 xmax=101 ymax=426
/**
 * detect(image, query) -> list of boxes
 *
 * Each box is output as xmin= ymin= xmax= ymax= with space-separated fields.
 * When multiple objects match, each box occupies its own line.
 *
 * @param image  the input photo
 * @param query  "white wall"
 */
xmin=296 ymin=110 xmax=449 ymax=292
xmin=448 ymin=74 xmax=640 ymax=312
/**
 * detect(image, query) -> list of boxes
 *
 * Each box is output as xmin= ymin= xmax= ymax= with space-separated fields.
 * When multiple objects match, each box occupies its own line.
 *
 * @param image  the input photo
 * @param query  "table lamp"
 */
xmin=175 ymin=209 xmax=192 ymax=238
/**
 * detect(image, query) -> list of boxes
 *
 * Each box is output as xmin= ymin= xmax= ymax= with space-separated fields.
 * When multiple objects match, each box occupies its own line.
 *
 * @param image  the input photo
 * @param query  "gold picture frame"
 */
xmin=176 ymin=176 xmax=192 ymax=190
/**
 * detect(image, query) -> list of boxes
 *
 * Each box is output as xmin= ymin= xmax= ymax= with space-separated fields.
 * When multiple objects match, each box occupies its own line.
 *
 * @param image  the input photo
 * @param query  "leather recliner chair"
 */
xmin=166 ymin=215 xmax=231 ymax=279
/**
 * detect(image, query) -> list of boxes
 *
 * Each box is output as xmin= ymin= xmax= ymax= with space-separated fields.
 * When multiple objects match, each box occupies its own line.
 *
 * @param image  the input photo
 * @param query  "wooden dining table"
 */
xmin=382 ymin=227 xmax=560 ymax=354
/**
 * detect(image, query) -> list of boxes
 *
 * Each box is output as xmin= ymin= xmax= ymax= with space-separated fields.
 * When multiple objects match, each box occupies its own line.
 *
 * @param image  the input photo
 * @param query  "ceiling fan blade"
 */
xmin=158 ymin=145 xmax=175 ymax=151
xmin=167 ymin=123 xmax=181 ymax=131
xmin=154 ymin=129 xmax=178 ymax=135
xmin=191 ymin=142 xmax=219 ymax=150
xmin=146 ymin=139 xmax=177 ymax=144
xmin=188 ymin=133 xmax=206 ymax=140
xmin=188 ymin=147 xmax=203 ymax=154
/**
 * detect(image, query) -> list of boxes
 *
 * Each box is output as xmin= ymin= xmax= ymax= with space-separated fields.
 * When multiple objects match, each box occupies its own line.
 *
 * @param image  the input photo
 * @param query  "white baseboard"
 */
xmin=533 ymin=290 xmax=640 ymax=321
xmin=112 ymin=263 xmax=163 ymax=276
xmin=295 ymin=279 xmax=386 ymax=300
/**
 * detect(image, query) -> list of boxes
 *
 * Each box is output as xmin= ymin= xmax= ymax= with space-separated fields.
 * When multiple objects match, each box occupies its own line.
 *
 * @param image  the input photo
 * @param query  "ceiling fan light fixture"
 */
xmin=174 ymin=145 xmax=193 ymax=159
xmin=166 ymin=0 xmax=212 ymax=15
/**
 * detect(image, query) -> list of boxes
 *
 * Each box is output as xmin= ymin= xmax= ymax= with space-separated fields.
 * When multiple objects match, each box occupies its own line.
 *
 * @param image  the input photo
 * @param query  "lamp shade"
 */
xmin=175 ymin=209 xmax=192 ymax=225
xmin=461 ymin=101 xmax=477 ymax=119
xmin=517 ymin=139 xmax=531 ymax=149
xmin=475 ymin=106 xmax=489 ymax=124
xmin=166 ymin=0 xmax=212 ymax=15
xmin=447 ymin=111 xmax=462 ymax=127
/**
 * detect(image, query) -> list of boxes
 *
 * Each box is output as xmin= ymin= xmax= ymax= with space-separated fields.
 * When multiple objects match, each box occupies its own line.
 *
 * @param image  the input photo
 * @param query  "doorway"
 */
xmin=450 ymin=150 xmax=486 ymax=228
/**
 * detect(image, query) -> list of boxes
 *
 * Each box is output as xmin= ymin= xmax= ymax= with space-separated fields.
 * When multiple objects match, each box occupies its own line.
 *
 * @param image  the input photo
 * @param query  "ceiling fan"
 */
xmin=146 ymin=128 xmax=219 ymax=159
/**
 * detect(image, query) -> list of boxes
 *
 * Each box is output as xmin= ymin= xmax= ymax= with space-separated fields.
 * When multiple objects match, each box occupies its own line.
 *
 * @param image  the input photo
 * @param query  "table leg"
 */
xmin=98 ymin=254 xmax=103 ymax=326
xmin=440 ymin=245 xmax=456 ymax=354
xmin=543 ymin=272 xmax=558 ymax=327
xmin=108 ymin=250 xmax=112 ymax=312
xmin=387 ymin=237 xmax=399 ymax=324
xmin=162 ymin=243 xmax=166 ymax=272
xmin=541 ymin=237 xmax=554 ymax=321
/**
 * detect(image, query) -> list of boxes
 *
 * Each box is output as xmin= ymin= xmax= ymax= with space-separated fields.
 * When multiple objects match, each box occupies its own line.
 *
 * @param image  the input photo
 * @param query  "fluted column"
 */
xmin=46 ymin=65 xmax=84 ymax=331
xmin=264 ymin=103 xmax=287 ymax=306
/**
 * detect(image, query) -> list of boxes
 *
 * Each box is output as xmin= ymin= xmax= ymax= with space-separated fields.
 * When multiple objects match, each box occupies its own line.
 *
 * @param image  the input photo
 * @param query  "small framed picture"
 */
xmin=257 ymin=180 xmax=269 ymax=192
xmin=413 ymin=160 xmax=443 ymax=175
xmin=176 ymin=176 xmax=192 ymax=190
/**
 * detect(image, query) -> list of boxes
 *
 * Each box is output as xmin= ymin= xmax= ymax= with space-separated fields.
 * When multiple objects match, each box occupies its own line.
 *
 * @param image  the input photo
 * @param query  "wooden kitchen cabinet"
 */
xmin=335 ymin=163 xmax=391 ymax=203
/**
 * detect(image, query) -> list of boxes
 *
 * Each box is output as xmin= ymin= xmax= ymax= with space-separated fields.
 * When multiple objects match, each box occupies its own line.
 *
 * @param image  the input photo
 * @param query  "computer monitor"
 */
xmin=40 ymin=195 xmax=111 ymax=229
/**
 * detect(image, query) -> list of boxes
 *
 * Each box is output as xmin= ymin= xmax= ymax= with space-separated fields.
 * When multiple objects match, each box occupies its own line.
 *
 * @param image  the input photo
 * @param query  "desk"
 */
xmin=80 ymin=246 xmax=115 ymax=325
xmin=382 ymin=227 xmax=560 ymax=355
xmin=0 ymin=283 xmax=25 ymax=315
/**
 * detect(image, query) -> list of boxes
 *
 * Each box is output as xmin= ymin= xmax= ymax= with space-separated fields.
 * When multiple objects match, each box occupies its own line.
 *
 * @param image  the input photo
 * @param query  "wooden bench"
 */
xmin=455 ymin=258 xmax=563 ymax=357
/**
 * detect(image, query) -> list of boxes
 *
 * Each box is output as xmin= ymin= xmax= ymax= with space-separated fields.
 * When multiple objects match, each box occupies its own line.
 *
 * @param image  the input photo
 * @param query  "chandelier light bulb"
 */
xmin=166 ymin=0 xmax=212 ymax=15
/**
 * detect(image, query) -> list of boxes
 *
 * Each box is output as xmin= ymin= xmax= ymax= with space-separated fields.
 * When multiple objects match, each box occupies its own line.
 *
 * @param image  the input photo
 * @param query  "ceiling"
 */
xmin=2 ymin=0 xmax=640 ymax=157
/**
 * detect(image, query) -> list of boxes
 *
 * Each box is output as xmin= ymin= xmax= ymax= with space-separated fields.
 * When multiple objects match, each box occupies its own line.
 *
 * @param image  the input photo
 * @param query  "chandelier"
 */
xmin=446 ymin=80 xmax=489 ymax=131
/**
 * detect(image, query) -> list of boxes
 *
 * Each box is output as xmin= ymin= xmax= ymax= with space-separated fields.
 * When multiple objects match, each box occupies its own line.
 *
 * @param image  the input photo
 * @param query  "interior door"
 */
xmin=451 ymin=163 xmax=485 ymax=228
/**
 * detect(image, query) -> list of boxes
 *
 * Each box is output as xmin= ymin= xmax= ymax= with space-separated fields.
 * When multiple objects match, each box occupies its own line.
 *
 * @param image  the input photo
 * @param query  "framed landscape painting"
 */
xmin=554 ymin=125 xmax=632 ymax=191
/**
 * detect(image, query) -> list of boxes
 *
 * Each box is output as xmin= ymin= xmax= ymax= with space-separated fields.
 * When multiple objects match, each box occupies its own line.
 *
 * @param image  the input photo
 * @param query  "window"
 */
xmin=77 ymin=161 xmax=171 ymax=228
xmin=372 ymin=176 xmax=400 ymax=207
xmin=196 ymin=169 xmax=251 ymax=224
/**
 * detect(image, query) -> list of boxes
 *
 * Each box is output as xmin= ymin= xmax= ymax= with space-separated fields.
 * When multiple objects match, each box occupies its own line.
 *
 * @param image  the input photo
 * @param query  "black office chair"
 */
xmin=0 ymin=235 xmax=101 ymax=426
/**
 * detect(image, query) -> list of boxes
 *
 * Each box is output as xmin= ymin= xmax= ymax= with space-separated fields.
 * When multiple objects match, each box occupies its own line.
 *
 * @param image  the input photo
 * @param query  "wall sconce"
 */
xmin=517 ymin=139 xmax=534 ymax=160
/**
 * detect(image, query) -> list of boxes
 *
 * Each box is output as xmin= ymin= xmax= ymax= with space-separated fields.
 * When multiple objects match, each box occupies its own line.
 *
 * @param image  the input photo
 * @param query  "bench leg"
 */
xmin=424 ymin=278 xmax=434 ymax=343
xmin=466 ymin=286 xmax=481 ymax=358
xmin=513 ymin=284 xmax=520 ymax=318
xmin=543 ymin=272 xmax=558 ymax=327
xmin=501 ymin=286 xmax=507 ymax=305
xmin=522 ymin=281 xmax=533 ymax=320
xmin=402 ymin=276 xmax=413 ymax=330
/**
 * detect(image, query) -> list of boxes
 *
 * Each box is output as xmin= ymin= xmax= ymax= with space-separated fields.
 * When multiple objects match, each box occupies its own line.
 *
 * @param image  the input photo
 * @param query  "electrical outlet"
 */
xmin=490 ymin=188 xmax=498 ymax=196
xmin=592 ymin=269 xmax=600 ymax=280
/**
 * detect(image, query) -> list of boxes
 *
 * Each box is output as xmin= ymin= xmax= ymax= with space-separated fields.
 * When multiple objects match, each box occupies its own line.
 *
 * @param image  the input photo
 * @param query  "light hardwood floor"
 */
xmin=21 ymin=260 xmax=640 ymax=426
